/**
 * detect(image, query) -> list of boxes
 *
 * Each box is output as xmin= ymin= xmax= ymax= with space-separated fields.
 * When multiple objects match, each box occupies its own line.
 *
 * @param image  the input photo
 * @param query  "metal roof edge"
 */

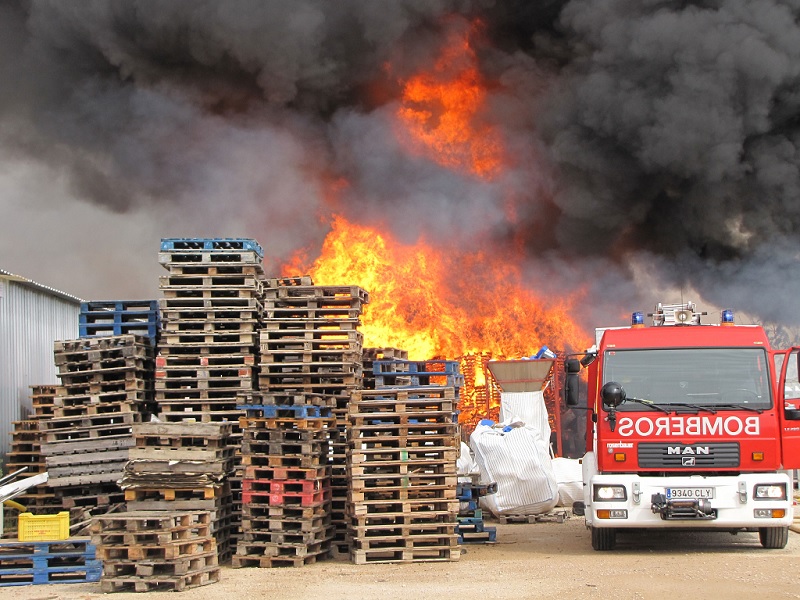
xmin=0 ymin=268 xmax=84 ymax=304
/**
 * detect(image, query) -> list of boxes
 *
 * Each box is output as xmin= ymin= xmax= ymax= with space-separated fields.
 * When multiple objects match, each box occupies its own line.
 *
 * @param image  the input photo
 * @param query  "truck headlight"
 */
xmin=754 ymin=484 xmax=786 ymax=500
xmin=593 ymin=485 xmax=627 ymax=501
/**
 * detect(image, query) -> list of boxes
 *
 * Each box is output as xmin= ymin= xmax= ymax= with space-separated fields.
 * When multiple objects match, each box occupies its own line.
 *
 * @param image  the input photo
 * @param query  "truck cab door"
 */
xmin=777 ymin=347 xmax=800 ymax=469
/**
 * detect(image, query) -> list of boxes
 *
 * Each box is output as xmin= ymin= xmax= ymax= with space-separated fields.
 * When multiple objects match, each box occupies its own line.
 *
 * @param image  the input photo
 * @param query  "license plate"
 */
xmin=666 ymin=487 xmax=714 ymax=500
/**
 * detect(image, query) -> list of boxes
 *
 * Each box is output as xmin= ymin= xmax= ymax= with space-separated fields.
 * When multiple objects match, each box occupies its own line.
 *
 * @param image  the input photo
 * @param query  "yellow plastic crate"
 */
xmin=17 ymin=511 xmax=70 ymax=542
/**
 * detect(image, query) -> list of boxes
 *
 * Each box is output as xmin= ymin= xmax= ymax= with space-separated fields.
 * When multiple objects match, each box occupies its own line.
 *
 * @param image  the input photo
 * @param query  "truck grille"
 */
xmin=637 ymin=442 xmax=740 ymax=468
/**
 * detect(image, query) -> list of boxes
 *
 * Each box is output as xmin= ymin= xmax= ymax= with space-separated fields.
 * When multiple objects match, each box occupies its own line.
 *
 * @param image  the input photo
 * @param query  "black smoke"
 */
xmin=1 ymin=0 xmax=800 ymax=333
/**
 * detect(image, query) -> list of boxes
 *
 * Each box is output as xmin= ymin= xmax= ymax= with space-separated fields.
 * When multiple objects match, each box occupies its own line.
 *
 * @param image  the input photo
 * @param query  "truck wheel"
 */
xmin=758 ymin=527 xmax=788 ymax=549
xmin=591 ymin=526 xmax=616 ymax=550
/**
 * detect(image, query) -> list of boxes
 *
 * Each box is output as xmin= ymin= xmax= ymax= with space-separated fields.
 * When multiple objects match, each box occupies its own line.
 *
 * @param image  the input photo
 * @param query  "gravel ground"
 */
xmin=2 ymin=515 xmax=800 ymax=600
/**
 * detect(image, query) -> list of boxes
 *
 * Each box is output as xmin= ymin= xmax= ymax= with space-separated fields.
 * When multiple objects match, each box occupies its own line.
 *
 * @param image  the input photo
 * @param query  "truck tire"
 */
xmin=591 ymin=526 xmax=617 ymax=551
xmin=758 ymin=527 xmax=788 ymax=549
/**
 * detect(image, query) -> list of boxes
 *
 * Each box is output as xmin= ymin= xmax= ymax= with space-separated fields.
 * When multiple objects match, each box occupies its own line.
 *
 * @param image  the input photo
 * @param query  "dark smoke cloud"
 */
xmin=531 ymin=0 xmax=800 ymax=325
xmin=1 ymin=0 xmax=800 ymax=334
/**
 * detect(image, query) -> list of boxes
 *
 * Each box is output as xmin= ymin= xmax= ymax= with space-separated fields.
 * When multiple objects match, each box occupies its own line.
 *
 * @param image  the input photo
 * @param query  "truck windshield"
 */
xmin=603 ymin=347 xmax=772 ymax=411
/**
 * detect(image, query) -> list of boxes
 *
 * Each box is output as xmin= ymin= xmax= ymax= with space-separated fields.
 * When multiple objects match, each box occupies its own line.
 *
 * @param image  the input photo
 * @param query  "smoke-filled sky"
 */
xmin=2 ymin=0 xmax=800 ymax=335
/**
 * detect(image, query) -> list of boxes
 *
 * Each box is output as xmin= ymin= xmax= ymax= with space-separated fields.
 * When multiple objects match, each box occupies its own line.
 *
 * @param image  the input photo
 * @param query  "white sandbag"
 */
xmin=551 ymin=456 xmax=584 ymax=506
xmin=469 ymin=421 xmax=558 ymax=516
xmin=499 ymin=391 xmax=550 ymax=442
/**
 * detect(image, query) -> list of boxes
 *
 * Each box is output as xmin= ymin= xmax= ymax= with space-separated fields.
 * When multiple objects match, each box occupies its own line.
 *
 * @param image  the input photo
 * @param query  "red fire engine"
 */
xmin=565 ymin=302 xmax=800 ymax=550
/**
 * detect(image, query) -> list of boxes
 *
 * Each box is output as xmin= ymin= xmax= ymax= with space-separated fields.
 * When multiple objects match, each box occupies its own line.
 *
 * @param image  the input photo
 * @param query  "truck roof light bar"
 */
xmin=648 ymin=302 xmax=705 ymax=326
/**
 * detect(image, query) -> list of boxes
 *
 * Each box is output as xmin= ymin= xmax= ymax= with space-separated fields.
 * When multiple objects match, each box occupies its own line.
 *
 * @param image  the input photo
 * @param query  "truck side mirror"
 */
xmin=564 ymin=359 xmax=581 ymax=407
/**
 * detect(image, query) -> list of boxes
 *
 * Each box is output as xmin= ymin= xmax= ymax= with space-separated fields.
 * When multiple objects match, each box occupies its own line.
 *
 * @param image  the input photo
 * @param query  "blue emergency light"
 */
xmin=631 ymin=311 xmax=644 ymax=326
xmin=721 ymin=309 xmax=735 ymax=324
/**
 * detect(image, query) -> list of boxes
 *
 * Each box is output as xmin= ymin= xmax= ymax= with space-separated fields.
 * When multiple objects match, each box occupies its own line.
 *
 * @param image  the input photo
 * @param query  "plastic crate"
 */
xmin=17 ymin=512 xmax=70 ymax=542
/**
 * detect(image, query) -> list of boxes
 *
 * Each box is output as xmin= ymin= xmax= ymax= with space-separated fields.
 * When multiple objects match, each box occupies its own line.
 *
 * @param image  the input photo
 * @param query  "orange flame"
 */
xmin=395 ymin=18 xmax=503 ymax=179
xmin=284 ymin=214 xmax=588 ymax=361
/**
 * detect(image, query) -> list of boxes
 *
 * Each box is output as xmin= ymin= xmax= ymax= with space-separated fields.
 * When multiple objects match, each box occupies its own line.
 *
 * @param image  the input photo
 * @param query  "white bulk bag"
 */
xmin=499 ymin=391 xmax=551 ymax=442
xmin=469 ymin=421 xmax=558 ymax=516
xmin=551 ymin=456 xmax=584 ymax=506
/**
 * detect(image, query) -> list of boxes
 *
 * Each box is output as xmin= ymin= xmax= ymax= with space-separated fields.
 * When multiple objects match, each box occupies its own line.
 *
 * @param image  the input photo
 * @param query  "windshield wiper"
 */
xmin=667 ymin=402 xmax=717 ymax=414
xmin=626 ymin=397 xmax=718 ymax=414
xmin=625 ymin=397 xmax=671 ymax=414
xmin=701 ymin=403 xmax=764 ymax=414
xmin=626 ymin=398 xmax=717 ymax=414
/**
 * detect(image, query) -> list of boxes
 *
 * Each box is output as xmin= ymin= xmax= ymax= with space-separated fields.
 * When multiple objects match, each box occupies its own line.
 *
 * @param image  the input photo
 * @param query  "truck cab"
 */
xmin=565 ymin=302 xmax=799 ymax=550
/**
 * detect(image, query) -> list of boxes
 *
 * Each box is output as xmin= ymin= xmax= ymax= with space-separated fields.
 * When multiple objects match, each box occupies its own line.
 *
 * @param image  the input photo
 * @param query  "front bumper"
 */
xmin=586 ymin=472 xmax=793 ymax=529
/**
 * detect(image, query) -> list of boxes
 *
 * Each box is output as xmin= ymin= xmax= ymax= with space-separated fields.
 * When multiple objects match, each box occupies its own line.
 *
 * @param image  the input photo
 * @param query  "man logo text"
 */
xmin=668 ymin=446 xmax=709 ymax=455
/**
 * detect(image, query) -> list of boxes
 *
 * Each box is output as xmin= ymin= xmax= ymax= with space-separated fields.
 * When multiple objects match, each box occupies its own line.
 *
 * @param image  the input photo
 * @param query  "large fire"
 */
xmin=282 ymin=16 xmax=591 ymax=438
xmin=287 ymin=214 xmax=587 ymax=361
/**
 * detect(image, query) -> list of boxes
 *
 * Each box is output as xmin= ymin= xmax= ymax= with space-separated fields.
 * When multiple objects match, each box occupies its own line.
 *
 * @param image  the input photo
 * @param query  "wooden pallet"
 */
xmin=100 ymin=565 xmax=220 ymax=592
xmin=263 ymin=284 xmax=368 ymax=302
xmin=231 ymin=549 xmax=328 ymax=568
xmin=132 ymin=421 xmax=233 ymax=447
xmin=102 ymin=550 xmax=217 ymax=577
xmin=96 ymin=537 xmax=216 ymax=561
xmin=350 ymin=545 xmax=460 ymax=565
xmin=233 ymin=539 xmax=332 ymax=567
xmin=123 ymin=485 xmax=226 ymax=502
xmin=349 ymin=498 xmax=460 ymax=517
xmin=240 ymin=524 xmax=334 ymax=546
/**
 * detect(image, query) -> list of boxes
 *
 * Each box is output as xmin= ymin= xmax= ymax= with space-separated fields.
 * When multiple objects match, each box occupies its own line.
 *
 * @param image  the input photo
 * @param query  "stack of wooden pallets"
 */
xmin=156 ymin=238 xmax=263 ymax=425
xmin=156 ymin=237 xmax=266 ymax=548
xmin=347 ymin=386 xmax=462 ymax=564
xmin=232 ymin=412 xmax=334 ymax=567
xmin=5 ymin=386 xmax=61 ymax=518
xmin=40 ymin=335 xmax=156 ymax=512
xmin=91 ymin=510 xmax=219 ymax=592
xmin=249 ymin=280 xmax=369 ymax=555
xmin=120 ymin=422 xmax=237 ymax=562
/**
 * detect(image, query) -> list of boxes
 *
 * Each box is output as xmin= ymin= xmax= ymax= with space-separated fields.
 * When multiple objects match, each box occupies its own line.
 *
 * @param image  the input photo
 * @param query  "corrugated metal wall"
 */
xmin=0 ymin=277 xmax=80 ymax=461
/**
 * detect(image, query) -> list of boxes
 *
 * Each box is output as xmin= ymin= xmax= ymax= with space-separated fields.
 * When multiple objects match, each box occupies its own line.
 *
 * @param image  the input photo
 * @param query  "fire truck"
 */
xmin=565 ymin=302 xmax=800 ymax=550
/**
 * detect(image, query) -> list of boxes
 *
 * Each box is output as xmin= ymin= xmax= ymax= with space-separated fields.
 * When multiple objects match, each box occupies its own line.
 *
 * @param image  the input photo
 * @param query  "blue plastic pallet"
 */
xmin=79 ymin=312 xmax=159 ymax=327
xmin=161 ymin=238 xmax=264 ymax=257
xmin=0 ymin=539 xmax=101 ymax=586
xmin=81 ymin=300 xmax=159 ymax=313
xmin=0 ymin=563 xmax=102 ymax=586
xmin=238 ymin=404 xmax=332 ymax=419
